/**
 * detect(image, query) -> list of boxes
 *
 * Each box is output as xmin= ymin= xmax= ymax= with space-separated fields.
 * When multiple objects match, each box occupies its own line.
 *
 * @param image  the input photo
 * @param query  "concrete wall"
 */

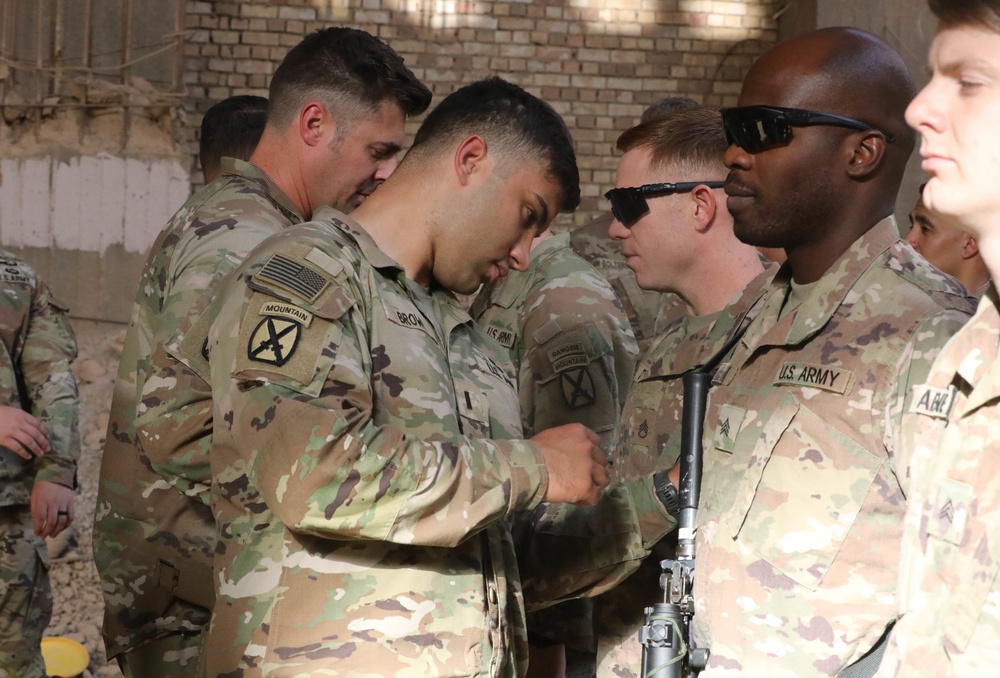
xmin=0 ymin=153 xmax=190 ymax=321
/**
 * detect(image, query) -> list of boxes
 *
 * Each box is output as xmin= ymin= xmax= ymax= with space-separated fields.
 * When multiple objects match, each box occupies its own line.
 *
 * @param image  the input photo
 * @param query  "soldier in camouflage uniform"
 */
xmin=198 ymin=95 xmax=267 ymax=184
xmin=152 ymin=77 xmax=615 ymax=676
xmin=569 ymin=97 xmax=700 ymax=356
xmin=877 ymin=1 xmax=1000 ymax=674
xmin=903 ymin=183 xmax=991 ymax=298
xmin=470 ymin=231 xmax=638 ymax=677
xmin=92 ymin=27 xmax=430 ymax=676
xmin=569 ymin=216 xmax=680 ymax=357
xmin=0 ymin=251 xmax=79 ymax=678
xmin=593 ymin=107 xmax=769 ymax=677
xmin=676 ymin=28 xmax=976 ymax=676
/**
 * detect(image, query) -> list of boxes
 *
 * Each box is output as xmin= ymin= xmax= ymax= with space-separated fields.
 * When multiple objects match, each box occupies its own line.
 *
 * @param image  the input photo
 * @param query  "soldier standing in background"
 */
xmin=878 ymin=0 xmax=1000 ymax=673
xmin=903 ymin=182 xmax=991 ymax=297
xmin=92 ymin=26 xmax=430 ymax=676
xmin=680 ymin=27 xmax=974 ymax=676
xmin=197 ymin=94 xmax=268 ymax=184
xmin=595 ymin=106 xmax=769 ymax=677
xmin=570 ymin=97 xmax=699 ymax=356
xmin=0 ymin=251 xmax=79 ymax=678
xmin=470 ymin=227 xmax=638 ymax=677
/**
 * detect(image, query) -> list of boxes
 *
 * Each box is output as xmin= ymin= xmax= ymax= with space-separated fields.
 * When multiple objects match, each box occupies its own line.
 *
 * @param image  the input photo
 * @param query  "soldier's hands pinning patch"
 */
xmin=561 ymin=367 xmax=596 ymax=409
xmin=248 ymin=316 xmax=301 ymax=366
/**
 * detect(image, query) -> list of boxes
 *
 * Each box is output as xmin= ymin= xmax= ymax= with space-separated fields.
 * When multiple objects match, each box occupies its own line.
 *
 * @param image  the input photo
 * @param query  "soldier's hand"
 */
xmin=0 ymin=405 xmax=50 ymax=460
xmin=533 ymin=423 xmax=609 ymax=506
xmin=31 ymin=480 xmax=74 ymax=538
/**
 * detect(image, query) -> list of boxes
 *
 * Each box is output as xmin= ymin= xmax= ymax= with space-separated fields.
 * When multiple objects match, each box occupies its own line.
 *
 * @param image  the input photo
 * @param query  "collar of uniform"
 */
xmin=644 ymin=264 xmax=776 ymax=379
xmin=224 ymin=158 xmax=305 ymax=224
xmin=935 ymin=284 xmax=1000 ymax=414
xmin=750 ymin=216 xmax=898 ymax=349
xmin=311 ymin=205 xmax=407 ymax=276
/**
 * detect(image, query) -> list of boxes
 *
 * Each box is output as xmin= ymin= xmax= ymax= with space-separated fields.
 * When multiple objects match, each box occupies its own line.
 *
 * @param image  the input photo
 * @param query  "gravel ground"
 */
xmin=46 ymin=318 xmax=126 ymax=677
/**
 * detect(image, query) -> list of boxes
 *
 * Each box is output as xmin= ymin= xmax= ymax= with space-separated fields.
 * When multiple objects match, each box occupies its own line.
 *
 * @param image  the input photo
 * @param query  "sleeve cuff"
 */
xmin=491 ymin=439 xmax=548 ymax=512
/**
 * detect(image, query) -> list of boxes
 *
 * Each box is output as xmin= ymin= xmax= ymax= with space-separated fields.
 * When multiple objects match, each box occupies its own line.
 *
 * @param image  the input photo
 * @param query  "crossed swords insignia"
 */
xmin=560 ymin=367 xmax=596 ymax=409
xmin=248 ymin=317 xmax=301 ymax=366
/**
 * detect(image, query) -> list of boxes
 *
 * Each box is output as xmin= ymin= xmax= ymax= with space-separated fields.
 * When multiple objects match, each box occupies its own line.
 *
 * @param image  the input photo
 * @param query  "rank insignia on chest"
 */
xmin=561 ymin=367 xmax=596 ymax=409
xmin=248 ymin=316 xmax=301 ymax=366
xmin=909 ymin=384 xmax=957 ymax=420
xmin=713 ymin=404 xmax=746 ymax=454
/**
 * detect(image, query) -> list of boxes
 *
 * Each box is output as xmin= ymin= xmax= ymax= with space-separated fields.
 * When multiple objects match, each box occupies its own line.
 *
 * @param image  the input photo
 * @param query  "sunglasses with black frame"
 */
xmin=604 ymin=181 xmax=725 ymax=228
xmin=720 ymin=105 xmax=896 ymax=154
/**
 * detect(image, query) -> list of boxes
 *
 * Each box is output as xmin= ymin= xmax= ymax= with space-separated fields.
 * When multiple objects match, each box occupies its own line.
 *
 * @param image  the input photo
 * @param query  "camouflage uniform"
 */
xmin=693 ymin=219 xmax=975 ymax=676
xmin=594 ymin=266 xmax=775 ymax=678
xmin=92 ymin=157 xmax=303 ymax=672
xmin=0 ymin=251 xmax=79 ymax=678
xmin=570 ymin=214 xmax=686 ymax=357
xmin=877 ymin=285 xmax=1000 ymax=677
xmin=197 ymin=209 xmax=557 ymax=676
xmin=469 ymin=233 xmax=638 ymax=674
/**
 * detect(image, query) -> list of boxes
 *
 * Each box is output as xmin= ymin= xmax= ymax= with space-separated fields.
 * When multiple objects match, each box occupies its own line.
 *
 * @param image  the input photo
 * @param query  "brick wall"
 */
xmin=181 ymin=0 xmax=781 ymax=226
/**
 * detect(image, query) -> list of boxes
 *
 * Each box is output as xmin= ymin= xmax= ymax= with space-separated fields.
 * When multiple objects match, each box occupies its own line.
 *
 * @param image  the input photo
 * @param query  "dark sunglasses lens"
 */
xmin=724 ymin=109 xmax=791 ymax=153
xmin=607 ymin=189 xmax=647 ymax=227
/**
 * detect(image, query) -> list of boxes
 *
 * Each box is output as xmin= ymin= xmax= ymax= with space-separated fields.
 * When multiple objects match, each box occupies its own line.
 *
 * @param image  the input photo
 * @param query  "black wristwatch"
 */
xmin=652 ymin=469 xmax=680 ymax=519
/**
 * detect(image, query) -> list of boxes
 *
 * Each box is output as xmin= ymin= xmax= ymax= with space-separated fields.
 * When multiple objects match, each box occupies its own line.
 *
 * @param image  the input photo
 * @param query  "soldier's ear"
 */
xmin=845 ymin=132 xmax=886 ymax=179
xmin=299 ymin=102 xmax=328 ymax=147
xmin=691 ymin=184 xmax=718 ymax=233
xmin=454 ymin=135 xmax=489 ymax=187
xmin=963 ymin=233 xmax=980 ymax=260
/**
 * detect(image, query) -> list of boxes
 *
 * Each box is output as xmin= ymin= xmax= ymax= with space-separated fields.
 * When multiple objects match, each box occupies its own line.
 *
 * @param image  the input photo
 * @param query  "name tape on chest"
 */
xmin=486 ymin=325 xmax=516 ymax=349
xmin=481 ymin=354 xmax=514 ymax=388
xmin=0 ymin=263 xmax=31 ymax=286
xmin=774 ymin=362 xmax=852 ymax=394
xmin=910 ymin=384 xmax=958 ymax=420
xmin=392 ymin=309 xmax=425 ymax=330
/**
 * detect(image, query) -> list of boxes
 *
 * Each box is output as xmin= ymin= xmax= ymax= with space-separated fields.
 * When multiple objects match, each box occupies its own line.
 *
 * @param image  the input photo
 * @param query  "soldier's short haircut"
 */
xmin=407 ymin=77 xmax=581 ymax=212
xmin=616 ymin=107 xmax=727 ymax=175
xmin=267 ymin=27 xmax=431 ymax=130
xmin=639 ymin=96 xmax=700 ymax=124
xmin=930 ymin=0 xmax=1000 ymax=31
xmin=199 ymin=95 xmax=268 ymax=181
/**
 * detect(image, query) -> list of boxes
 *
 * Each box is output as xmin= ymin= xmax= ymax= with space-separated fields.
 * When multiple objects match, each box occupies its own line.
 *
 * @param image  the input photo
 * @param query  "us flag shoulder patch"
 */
xmin=254 ymin=253 xmax=329 ymax=302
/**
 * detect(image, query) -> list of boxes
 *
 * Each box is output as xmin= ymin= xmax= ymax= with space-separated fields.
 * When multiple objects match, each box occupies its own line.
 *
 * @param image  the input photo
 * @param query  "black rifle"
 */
xmin=639 ymin=326 xmax=747 ymax=678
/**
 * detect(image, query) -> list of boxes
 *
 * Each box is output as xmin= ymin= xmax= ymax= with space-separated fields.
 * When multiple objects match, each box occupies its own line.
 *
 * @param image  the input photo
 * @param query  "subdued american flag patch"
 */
xmin=254 ymin=253 xmax=329 ymax=302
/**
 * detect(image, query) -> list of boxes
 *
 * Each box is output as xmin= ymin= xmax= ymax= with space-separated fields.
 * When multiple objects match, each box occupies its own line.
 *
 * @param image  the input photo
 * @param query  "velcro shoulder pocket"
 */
xmin=235 ymin=248 xmax=357 ymax=395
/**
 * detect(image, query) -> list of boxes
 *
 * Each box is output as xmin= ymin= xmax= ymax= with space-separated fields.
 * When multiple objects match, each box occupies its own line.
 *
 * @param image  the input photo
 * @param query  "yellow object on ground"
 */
xmin=40 ymin=636 xmax=90 ymax=677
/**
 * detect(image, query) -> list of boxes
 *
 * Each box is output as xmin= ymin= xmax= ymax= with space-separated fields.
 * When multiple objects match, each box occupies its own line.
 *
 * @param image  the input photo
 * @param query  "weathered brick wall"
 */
xmin=181 ymin=0 xmax=781 ymax=225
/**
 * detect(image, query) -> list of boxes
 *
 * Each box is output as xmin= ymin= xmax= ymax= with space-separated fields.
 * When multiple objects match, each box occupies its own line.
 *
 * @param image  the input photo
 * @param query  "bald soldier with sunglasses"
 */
xmin=668 ymin=28 xmax=976 ymax=677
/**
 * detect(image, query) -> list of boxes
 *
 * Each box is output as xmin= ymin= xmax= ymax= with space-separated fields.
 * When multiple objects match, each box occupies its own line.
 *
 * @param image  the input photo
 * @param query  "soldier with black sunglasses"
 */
xmin=671 ymin=27 xmax=977 ymax=677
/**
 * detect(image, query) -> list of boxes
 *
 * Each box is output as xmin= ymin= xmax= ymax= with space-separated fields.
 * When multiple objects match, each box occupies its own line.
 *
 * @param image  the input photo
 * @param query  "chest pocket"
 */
xmin=724 ymin=400 xmax=882 ymax=591
xmin=534 ymin=325 xmax=616 ymax=433
xmin=929 ymin=475 xmax=1000 ymax=653
xmin=615 ymin=381 xmax=675 ymax=480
